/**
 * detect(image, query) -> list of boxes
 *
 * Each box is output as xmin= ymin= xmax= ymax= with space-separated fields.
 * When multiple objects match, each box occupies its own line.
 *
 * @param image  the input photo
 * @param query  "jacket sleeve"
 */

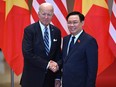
xmin=22 ymin=27 xmax=48 ymax=71
xmin=85 ymin=38 xmax=98 ymax=87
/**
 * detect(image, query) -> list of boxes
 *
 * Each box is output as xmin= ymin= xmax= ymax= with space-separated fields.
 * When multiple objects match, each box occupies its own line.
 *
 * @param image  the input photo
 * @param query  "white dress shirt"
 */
xmin=67 ymin=30 xmax=83 ymax=54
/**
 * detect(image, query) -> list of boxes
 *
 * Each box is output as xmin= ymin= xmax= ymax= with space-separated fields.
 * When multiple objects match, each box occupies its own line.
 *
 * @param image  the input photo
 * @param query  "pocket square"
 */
xmin=53 ymin=39 xmax=57 ymax=42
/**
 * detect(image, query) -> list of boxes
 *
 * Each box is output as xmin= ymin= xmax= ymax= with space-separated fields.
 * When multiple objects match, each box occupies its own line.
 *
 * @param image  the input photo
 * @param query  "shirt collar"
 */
xmin=71 ymin=30 xmax=83 ymax=41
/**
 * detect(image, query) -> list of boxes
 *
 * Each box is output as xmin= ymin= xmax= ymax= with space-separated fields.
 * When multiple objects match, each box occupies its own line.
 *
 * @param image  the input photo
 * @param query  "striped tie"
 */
xmin=44 ymin=27 xmax=49 ymax=55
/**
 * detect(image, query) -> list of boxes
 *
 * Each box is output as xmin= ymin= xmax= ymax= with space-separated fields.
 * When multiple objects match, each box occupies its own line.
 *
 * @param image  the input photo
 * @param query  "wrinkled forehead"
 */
xmin=39 ymin=3 xmax=54 ymax=13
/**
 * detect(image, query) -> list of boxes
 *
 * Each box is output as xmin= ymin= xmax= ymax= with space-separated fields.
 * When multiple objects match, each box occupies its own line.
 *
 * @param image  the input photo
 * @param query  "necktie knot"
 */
xmin=72 ymin=36 xmax=75 ymax=41
xmin=44 ymin=27 xmax=48 ymax=35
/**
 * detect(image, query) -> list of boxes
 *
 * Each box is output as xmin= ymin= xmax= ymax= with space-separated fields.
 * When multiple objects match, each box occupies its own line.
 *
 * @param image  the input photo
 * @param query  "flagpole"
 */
xmin=11 ymin=69 xmax=14 ymax=87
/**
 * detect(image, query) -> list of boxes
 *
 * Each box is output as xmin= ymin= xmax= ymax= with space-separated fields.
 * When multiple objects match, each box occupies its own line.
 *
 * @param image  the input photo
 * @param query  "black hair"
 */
xmin=66 ymin=11 xmax=85 ymax=22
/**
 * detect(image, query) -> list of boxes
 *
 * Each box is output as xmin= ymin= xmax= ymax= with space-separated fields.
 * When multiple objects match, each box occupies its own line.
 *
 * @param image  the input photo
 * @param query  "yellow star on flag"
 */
xmin=4 ymin=0 xmax=29 ymax=19
xmin=82 ymin=0 xmax=108 ymax=15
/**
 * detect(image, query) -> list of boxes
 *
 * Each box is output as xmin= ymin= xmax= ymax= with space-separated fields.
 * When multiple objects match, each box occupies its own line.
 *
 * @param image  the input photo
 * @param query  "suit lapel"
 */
xmin=48 ymin=25 xmax=56 ymax=56
xmin=49 ymin=25 xmax=53 ymax=54
xmin=69 ymin=31 xmax=85 ymax=54
xmin=64 ymin=31 xmax=86 ymax=62
xmin=36 ymin=22 xmax=47 ymax=56
xmin=37 ymin=23 xmax=58 ymax=56
xmin=63 ymin=35 xmax=71 ymax=62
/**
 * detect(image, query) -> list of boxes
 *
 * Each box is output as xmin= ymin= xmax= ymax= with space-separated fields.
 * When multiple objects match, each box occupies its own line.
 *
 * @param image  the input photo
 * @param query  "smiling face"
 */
xmin=38 ymin=3 xmax=54 ymax=26
xmin=67 ymin=15 xmax=84 ymax=36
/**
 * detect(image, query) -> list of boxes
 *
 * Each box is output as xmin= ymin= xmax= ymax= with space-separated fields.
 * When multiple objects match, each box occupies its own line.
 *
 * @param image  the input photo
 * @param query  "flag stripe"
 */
xmin=33 ymin=0 xmax=40 ymax=13
xmin=54 ymin=0 xmax=67 ymax=17
xmin=31 ymin=0 xmax=69 ymax=36
xmin=109 ymin=22 xmax=116 ymax=43
xmin=108 ymin=0 xmax=116 ymax=57
xmin=112 ymin=0 xmax=116 ymax=17
xmin=31 ymin=7 xmax=39 ymax=22
xmin=37 ymin=0 xmax=45 ymax=4
xmin=45 ymin=0 xmax=69 ymax=35
xmin=52 ymin=15 xmax=67 ymax=36
xmin=111 ymin=13 xmax=116 ymax=28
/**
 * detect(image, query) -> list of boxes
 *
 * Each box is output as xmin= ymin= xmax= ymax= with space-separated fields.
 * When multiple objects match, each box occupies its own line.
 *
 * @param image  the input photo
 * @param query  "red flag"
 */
xmin=74 ymin=0 xmax=115 ymax=75
xmin=108 ymin=0 xmax=116 ymax=57
xmin=0 ymin=1 xmax=5 ymax=48
xmin=1 ymin=0 xmax=30 ymax=75
xmin=31 ymin=0 xmax=68 ymax=37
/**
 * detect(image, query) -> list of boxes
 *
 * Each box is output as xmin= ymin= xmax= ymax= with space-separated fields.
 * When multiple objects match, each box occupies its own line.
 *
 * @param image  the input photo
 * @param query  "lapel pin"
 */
xmin=77 ymin=39 xmax=80 ymax=43
xmin=52 ymin=29 xmax=54 ymax=31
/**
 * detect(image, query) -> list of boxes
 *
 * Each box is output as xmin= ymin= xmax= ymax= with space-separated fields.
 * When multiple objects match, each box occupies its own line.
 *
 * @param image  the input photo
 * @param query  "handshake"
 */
xmin=48 ymin=60 xmax=59 ymax=73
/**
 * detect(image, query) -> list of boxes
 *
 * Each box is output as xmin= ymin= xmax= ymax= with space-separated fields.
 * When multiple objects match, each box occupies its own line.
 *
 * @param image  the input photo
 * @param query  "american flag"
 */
xmin=30 ymin=0 xmax=69 ymax=37
xmin=108 ymin=0 xmax=116 ymax=57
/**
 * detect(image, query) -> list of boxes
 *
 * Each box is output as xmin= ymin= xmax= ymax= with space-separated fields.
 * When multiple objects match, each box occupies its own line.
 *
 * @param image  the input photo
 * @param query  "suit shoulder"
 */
xmin=84 ymin=32 xmax=98 ymax=45
xmin=25 ymin=22 xmax=38 ymax=29
xmin=84 ymin=32 xmax=96 ymax=41
xmin=63 ymin=35 xmax=69 ymax=39
xmin=63 ymin=35 xmax=70 ymax=42
xmin=24 ymin=22 xmax=39 ymax=32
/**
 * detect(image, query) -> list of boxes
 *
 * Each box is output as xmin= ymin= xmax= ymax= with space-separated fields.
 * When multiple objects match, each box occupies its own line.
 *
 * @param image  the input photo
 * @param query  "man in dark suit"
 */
xmin=62 ymin=11 xmax=98 ymax=87
xmin=20 ymin=3 xmax=62 ymax=87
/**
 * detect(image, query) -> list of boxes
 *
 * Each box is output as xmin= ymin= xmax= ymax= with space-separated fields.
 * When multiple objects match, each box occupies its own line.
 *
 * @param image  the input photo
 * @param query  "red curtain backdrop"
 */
xmin=0 ymin=0 xmax=30 ymax=75
xmin=73 ymin=0 xmax=115 ymax=75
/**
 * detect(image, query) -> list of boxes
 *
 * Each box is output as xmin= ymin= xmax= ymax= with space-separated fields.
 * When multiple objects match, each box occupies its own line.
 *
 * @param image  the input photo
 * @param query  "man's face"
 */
xmin=67 ymin=15 xmax=84 ymax=36
xmin=38 ymin=7 xmax=53 ymax=26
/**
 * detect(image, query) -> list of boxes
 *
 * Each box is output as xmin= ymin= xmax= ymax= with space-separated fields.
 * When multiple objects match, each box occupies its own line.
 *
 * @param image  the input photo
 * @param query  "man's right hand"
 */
xmin=48 ymin=60 xmax=59 ymax=72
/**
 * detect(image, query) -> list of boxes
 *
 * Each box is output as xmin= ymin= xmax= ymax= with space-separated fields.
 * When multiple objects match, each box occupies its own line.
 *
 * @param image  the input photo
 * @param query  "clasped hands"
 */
xmin=48 ymin=60 xmax=59 ymax=73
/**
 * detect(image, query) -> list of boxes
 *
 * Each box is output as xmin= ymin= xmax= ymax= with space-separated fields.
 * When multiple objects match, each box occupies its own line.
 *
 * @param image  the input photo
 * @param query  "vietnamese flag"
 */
xmin=1 ymin=0 xmax=30 ymax=75
xmin=0 ymin=0 xmax=5 ymax=48
xmin=74 ymin=0 xmax=115 ymax=75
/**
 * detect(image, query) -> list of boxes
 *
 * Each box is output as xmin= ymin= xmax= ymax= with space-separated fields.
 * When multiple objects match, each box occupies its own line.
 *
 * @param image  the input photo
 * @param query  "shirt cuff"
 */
xmin=46 ymin=61 xmax=50 ymax=69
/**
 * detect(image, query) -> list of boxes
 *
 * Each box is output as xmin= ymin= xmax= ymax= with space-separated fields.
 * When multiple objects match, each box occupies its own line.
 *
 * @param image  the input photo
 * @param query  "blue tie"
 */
xmin=44 ymin=27 xmax=49 ymax=55
xmin=68 ymin=36 xmax=75 ymax=53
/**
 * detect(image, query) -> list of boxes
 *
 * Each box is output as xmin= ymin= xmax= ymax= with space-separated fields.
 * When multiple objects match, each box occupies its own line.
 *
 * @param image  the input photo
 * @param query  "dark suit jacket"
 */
xmin=20 ymin=21 xmax=62 ymax=87
xmin=62 ymin=31 xmax=98 ymax=87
